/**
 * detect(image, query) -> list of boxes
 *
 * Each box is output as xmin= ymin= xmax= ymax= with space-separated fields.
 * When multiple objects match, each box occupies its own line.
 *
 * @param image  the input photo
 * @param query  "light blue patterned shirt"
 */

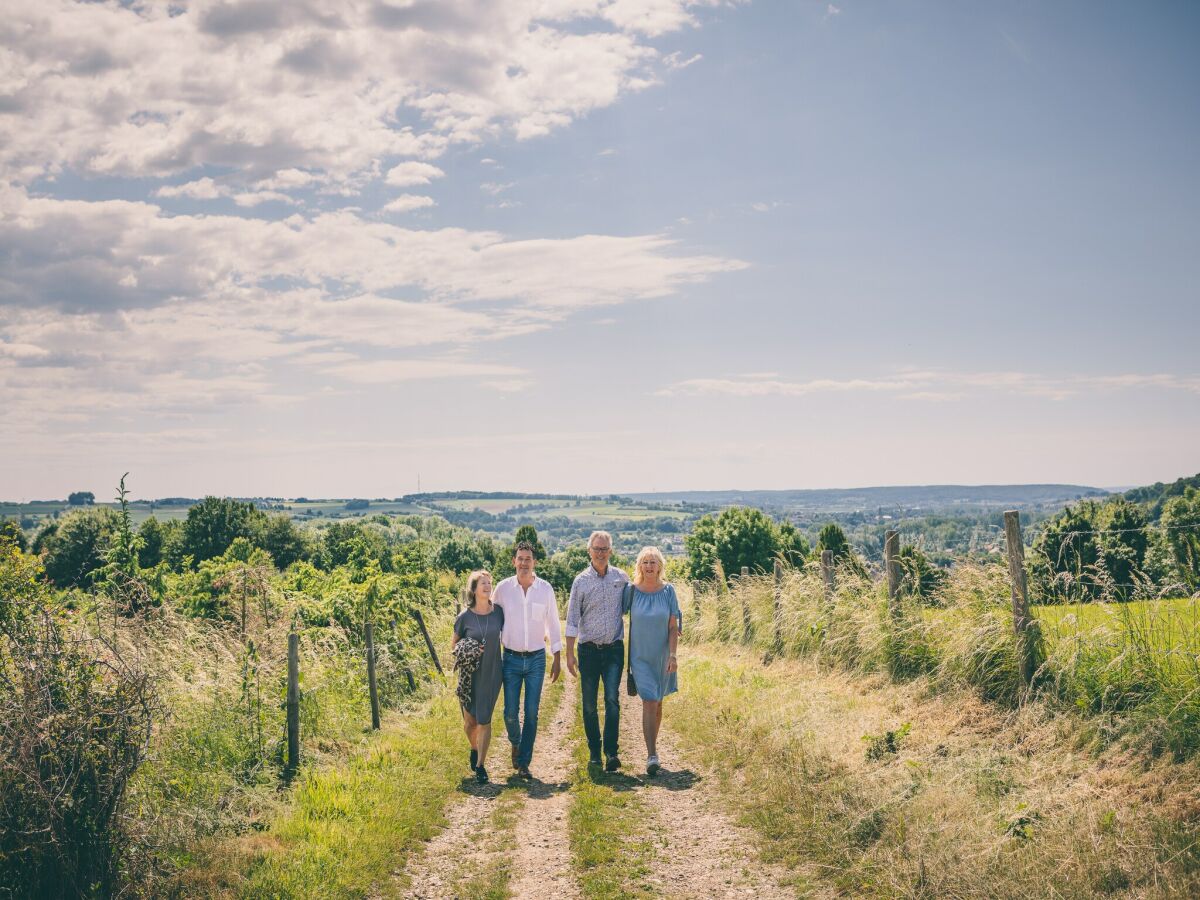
xmin=565 ymin=565 xmax=629 ymax=644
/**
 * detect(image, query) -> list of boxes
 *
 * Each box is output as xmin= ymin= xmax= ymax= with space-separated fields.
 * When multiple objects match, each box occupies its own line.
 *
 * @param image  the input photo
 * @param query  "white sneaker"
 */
xmin=646 ymin=754 xmax=660 ymax=776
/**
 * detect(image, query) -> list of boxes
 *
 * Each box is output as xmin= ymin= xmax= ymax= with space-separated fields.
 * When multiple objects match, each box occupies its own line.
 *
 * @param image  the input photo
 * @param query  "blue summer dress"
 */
xmin=624 ymin=584 xmax=681 ymax=702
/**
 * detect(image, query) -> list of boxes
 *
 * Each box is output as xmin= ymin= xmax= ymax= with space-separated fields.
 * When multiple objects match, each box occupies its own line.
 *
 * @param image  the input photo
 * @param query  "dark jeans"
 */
xmin=579 ymin=640 xmax=623 ymax=758
xmin=502 ymin=650 xmax=546 ymax=768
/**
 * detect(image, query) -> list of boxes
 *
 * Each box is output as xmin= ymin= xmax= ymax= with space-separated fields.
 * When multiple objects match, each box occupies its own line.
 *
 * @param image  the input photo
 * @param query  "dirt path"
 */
xmin=400 ymin=681 xmax=578 ymax=899
xmin=614 ymin=686 xmax=799 ymax=899
xmin=507 ymin=680 xmax=579 ymax=899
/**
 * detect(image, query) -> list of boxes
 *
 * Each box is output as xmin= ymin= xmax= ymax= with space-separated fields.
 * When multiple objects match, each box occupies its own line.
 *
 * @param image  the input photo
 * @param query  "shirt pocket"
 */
xmin=529 ymin=600 xmax=548 ymax=621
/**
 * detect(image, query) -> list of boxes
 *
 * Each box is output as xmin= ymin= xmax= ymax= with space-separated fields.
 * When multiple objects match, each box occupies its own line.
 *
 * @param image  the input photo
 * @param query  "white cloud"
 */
xmin=0 ymin=184 xmax=744 ymax=435
xmin=657 ymin=370 xmax=1200 ymax=400
xmin=0 ymin=0 xmax=736 ymax=188
xmin=481 ymin=181 xmax=515 ymax=195
xmin=663 ymin=51 xmax=703 ymax=70
xmin=385 ymin=162 xmax=446 ymax=188
xmin=318 ymin=359 xmax=525 ymax=385
xmin=382 ymin=194 xmax=437 ymax=212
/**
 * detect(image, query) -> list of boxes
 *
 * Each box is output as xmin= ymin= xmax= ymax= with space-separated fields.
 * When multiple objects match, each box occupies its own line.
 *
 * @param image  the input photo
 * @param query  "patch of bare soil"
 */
xmin=614 ymin=686 xmax=801 ymax=898
xmin=506 ymin=678 xmax=579 ymax=899
xmin=400 ymin=682 xmax=578 ymax=899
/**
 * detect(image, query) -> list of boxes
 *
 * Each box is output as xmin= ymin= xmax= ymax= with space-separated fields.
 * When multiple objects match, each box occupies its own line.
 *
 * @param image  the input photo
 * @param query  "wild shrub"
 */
xmin=0 ymin=547 xmax=157 ymax=898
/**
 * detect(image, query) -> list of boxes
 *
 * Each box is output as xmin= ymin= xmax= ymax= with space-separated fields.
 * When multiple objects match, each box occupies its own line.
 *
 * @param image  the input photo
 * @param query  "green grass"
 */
xmin=1035 ymin=596 xmax=1200 ymax=648
xmin=566 ymin=713 xmax=657 ymax=898
xmin=231 ymin=690 xmax=466 ymax=899
xmin=666 ymin=645 xmax=1200 ymax=899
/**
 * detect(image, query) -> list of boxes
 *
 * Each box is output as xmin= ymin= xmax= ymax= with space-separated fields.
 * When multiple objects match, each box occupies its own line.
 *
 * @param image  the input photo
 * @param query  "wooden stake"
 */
xmin=740 ymin=566 xmax=751 ymax=643
xmin=365 ymin=621 xmax=381 ymax=730
xmin=884 ymin=530 xmax=901 ymax=617
xmin=820 ymin=550 xmax=836 ymax=605
xmin=1004 ymin=510 xmax=1036 ymax=685
xmin=773 ymin=559 xmax=784 ymax=651
xmin=411 ymin=608 xmax=443 ymax=675
xmin=286 ymin=632 xmax=300 ymax=773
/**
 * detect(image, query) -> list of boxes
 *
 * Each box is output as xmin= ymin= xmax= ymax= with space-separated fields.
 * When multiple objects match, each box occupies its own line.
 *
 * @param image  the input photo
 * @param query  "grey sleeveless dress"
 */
xmin=453 ymin=605 xmax=504 ymax=724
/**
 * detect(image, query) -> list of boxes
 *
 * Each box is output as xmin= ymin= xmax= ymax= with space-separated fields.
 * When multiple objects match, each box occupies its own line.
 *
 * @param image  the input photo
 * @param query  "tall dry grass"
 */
xmin=685 ymin=559 xmax=1200 ymax=757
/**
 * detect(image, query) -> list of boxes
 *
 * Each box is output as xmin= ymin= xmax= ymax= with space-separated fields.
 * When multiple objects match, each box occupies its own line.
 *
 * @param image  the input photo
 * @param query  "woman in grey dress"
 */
xmin=452 ymin=570 xmax=505 ymax=784
xmin=624 ymin=546 xmax=680 ymax=776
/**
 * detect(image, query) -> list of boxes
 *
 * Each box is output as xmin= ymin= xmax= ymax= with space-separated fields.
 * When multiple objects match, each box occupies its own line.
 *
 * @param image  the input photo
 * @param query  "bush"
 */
xmin=33 ymin=506 xmax=121 ymax=588
xmin=0 ymin=547 xmax=156 ymax=897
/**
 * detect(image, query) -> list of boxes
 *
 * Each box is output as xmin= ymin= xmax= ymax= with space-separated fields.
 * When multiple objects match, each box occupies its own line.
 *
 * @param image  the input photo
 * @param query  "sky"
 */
xmin=2 ymin=0 xmax=1198 ymax=500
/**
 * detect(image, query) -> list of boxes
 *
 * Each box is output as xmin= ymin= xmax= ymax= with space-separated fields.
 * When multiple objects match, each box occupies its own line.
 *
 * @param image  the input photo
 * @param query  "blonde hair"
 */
xmin=463 ymin=569 xmax=492 ymax=608
xmin=632 ymin=546 xmax=667 ymax=586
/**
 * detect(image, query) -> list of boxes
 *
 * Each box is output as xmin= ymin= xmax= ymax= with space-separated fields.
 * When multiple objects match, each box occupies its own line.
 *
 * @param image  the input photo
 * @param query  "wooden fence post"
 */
xmin=740 ymin=566 xmax=752 ymax=643
xmin=1004 ymin=510 xmax=1037 ymax=686
xmin=690 ymin=580 xmax=702 ymax=621
xmin=365 ymin=621 xmax=381 ymax=730
xmin=820 ymin=550 xmax=836 ymax=606
xmin=411 ymin=608 xmax=443 ymax=675
xmin=714 ymin=562 xmax=729 ymax=637
xmin=773 ymin=559 xmax=784 ymax=651
xmin=286 ymin=632 xmax=300 ymax=773
xmin=884 ymin=530 xmax=901 ymax=618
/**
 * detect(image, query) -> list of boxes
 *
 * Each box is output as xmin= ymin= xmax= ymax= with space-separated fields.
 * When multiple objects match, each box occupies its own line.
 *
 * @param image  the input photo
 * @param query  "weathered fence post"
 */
xmin=740 ymin=566 xmax=752 ymax=643
xmin=714 ymin=562 xmax=729 ymax=637
xmin=820 ymin=550 xmax=836 ymax=606
xmin=1004 ymin=510 xmax=1037 ymax=686
xmin=286 ymin=631 xmax=300 ymax=773
xmin=884 ymin=530 xmax=901 ymax=618
xmin=690 ymin=580 xmax=702 ymax=622
xmin=773 ymin=559 xmax=784 ymax=652
xmin=365 ymin=621 xmax=381 ymax=730
xmin=411 ymin=608 xmax=443 ymax=675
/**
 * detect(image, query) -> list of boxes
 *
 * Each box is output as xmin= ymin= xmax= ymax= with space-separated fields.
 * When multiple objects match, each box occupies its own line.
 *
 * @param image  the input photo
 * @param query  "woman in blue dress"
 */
xmin=624 ymin=545 xmax=680 ymax=776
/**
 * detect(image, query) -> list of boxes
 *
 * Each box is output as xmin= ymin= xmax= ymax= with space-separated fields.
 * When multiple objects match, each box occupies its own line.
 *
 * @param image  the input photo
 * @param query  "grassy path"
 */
xmin=399 ymin=678 xmax=574 ymax=899
xmin=222 ymin=691 xmax=468 ymax=899
xmin=665 ymin=643 xmax=1200 ymax=899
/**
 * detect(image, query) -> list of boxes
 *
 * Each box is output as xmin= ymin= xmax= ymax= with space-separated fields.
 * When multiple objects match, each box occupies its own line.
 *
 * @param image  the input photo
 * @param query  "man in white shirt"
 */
xmin=492 ymin=541 xmax=563 ymax=779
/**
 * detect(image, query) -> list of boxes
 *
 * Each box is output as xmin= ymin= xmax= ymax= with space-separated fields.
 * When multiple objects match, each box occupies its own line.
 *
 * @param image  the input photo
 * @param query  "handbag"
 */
xmin=624 ymin=583 xmax=637 ymax=697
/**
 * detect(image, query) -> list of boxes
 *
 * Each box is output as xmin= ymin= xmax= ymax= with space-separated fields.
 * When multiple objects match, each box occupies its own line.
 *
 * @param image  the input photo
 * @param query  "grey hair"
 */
xmin=587 ymin=530 xmax=613 ymax=549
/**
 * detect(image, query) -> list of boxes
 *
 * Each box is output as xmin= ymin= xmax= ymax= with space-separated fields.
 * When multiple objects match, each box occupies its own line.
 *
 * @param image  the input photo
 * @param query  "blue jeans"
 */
xmin=579 ymin=640 xmax=623 ymax=758
xmin=502 ymin=650 xmax=546 ymax=767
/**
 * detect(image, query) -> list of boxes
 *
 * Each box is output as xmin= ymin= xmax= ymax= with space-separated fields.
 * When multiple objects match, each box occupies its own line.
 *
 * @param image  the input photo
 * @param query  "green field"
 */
xmin=427 ymin=498 xmax=689 ymax=521
xmin=1034 ymin=596 xmax=1200 ymax=651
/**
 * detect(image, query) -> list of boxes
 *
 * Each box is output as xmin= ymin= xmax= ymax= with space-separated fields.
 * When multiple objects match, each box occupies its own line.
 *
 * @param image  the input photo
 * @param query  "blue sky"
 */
xmin=2 ymin=0 xmax=1197 ymax=499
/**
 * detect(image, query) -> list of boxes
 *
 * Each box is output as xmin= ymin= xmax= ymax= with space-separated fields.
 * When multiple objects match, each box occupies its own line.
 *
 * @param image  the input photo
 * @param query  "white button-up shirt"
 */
xmin=492 ymin=575 xmax=563 ymax=654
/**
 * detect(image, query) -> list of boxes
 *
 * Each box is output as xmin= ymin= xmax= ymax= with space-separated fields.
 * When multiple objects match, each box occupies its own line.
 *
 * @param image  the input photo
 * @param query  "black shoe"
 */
xmin=475 ymin=765 xmax=489 ymax=784
xmin=517 ymin=765 xmax=533 ymax=780
xmin=605 ymin=755 xmax=621 ymax=772
xmin=588 ymin=752 xmax=602 ymax=767
xmin=470 ymin=748 xmax=478 ymax=770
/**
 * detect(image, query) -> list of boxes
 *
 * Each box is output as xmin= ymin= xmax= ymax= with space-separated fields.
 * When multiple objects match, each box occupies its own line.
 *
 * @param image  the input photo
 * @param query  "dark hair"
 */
xmin=513 ymin=540 xmax=535 ymax=558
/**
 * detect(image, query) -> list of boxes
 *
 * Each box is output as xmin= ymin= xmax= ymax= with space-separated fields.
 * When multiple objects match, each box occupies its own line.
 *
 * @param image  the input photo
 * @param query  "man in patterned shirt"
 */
xmin=565 ymin=530 xmax=629 ymax=771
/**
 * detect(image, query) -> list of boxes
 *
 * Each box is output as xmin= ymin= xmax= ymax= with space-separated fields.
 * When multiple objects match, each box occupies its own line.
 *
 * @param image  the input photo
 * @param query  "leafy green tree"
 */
xmin=34 ymin=507 xmax=120 ymax=587
xmin=715 ymin=506 xmax=779 ymax=575
xmin=1162 ymin=489 xmax=1200 ymax=591
xmin=435 ymin=533 xmax=489 ymax=573
xmin=67 ymin=491 xmax=95 ymax=506
xmin=181 ymin=497 xmax=267 ymax=565
xmin=685 ymin=507 xmax=782 ymax=580
xmin=814 ymin=523 xmax=851 ymax=560
xmin=1097 ymin=499 xmax=1149 ymax=599
xmin=137 ymin=517 xmax=165 ymax=568
xmin=684 ymin=514 xmax=721 ymax=580
xmin=0 ymin=519 xmax=26 ymax=552
xmin=776 ymin=521 xmax=810 ymax=568
xmin=258 ymin=514 xmax=311 ymax=569
xmin=897 ymin=544 xmax=945 ymax=604
xmin=1032 ymin=503 xmax=1101 ymax=602
xmin=510 ymin=524 xmax=547 ymax=561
